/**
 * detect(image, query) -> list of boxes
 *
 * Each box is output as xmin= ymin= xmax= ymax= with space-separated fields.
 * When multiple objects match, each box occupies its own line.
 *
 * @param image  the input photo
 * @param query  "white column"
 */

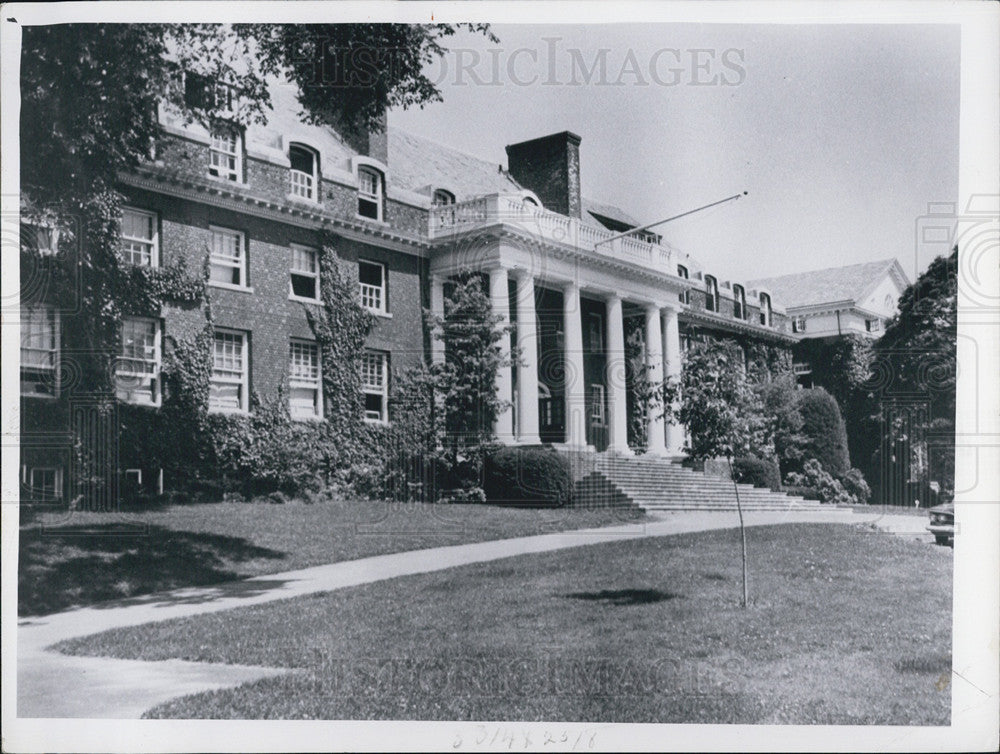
xmin=662 ymin=306 xmax=685 ymax=457
xmin=490 ymin=268 xmax=515 ymax=443
xmin=513 ymin=272 xmax=541 ymax=444
xmin=429 ymin=275 xmax=445 ymax=365
xmin=645 ymin=303 xmax=668 ymax=455
xmin=563 ymin=281 xmax=588 ymax=447
xmin=606 ymin=295 xmax=630 ymax=453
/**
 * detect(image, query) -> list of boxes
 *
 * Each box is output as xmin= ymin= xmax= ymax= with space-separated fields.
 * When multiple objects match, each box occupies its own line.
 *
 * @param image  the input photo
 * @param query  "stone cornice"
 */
xmin=119 ymin=167 xmax=431 ymax=256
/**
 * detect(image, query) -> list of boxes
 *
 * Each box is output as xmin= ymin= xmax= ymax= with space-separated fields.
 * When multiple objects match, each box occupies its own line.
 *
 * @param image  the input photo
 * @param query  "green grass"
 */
xmin=18 ymin=498 xmax=645 ymax=616
xmin=55 ymin=523 xmax=952 ymax=724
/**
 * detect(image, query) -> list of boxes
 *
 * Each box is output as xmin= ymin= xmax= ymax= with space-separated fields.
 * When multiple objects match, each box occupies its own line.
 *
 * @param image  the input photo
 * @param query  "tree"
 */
xmin=424 ymin=276 xmax=516 ymax=496
xmin=872 ymin=249 xmax=957 ymax=500
xmin=662 ymin=340 xmax=772 ymax=608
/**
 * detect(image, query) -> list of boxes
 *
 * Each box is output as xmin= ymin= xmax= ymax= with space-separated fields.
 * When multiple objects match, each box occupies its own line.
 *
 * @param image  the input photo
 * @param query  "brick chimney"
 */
xmin=337 ymin=109 xmax=389 ymax=165
xmin=505 ymin=131 xmax=582 ymax=218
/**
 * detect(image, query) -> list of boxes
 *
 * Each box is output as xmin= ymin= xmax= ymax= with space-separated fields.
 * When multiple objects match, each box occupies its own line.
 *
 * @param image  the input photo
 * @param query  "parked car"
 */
xmin=926 ymin=502 xmax=954 ymax=546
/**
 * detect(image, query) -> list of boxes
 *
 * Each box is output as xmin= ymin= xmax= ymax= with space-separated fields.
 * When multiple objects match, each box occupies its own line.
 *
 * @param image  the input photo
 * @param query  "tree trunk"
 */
xmin=728 ymin=454 xmax=749 ymax=608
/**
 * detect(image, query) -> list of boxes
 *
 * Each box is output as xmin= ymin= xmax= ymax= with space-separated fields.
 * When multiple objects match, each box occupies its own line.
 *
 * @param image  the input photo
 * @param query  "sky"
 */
xmin=390 ymin=23 xmax=961 ymax=284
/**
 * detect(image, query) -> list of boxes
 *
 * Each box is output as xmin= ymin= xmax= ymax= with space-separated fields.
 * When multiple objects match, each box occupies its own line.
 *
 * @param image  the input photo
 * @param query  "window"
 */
xmin=359 ymin=260 xmax=386 ymax=313
xmin=733 ymin=284 xmax=747 ymax=320
xmin=209 ymin=126 xmax=242 ymax=182
xmin=884 ymin=294 xmax=893 ymax=310
xmin=587 ymin=313 xmax=604 ymax=352
xmin=116 ymin=317 xmax=161 ymax=405
xmin=209 ymin=329 xmax=248 ymax=412
xmin=209 ymin=227 xmax=246 ymax=288
xmin=289 ymin=340 xmax=322 ymax=420
xmin=290 ymin=245 xmax=319 ymax=301
xmin=589 ymin=383 xmax=606 ymax=425
xmin=357 ymin=166 xmax=383 ymax=221
xmin=27 ymin=467 xmax=62 ymax=502
xmin=792 ymin=316 xmax=807 ymax=333
xmin=432 ymin=189 xmax=455 ymax=206
xmin=289 ymin=143 xmax=319 ymax=200
xmin=23 ymin=223 xmax=60 ymax=256
xmin=758 ymin=293 xmax=772 ymax=327
xmin=185 ymin=73 xmax=235 ymax=112
xmin=21 ymin=305 xmax=59 ymax=397
xmin=362 ymin=351 xmax=388 ymax=423
xmin=866 ymin=318 xmax=882 ymax=333
xmin=677 ymin=264 xmax=690 ymax=304
xmin=121 ymin=208 xmax=158 ymax=267
xmin=704 ymin=275 xmax=719 ymax=313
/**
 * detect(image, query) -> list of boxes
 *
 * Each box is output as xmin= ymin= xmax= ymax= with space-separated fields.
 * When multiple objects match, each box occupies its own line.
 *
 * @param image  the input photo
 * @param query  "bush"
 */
xmin=795 ymin=388 xmax=850 ymax=477
xmin=785 ymin=459 xmax=853 ymax=505
xmin=484 ymin=447 xmax=572 ymax=507
xmin=840 ymin=468 xmax=871 ymax=505
xmin=782 ymin=485 xmax=822 ymax=501
xmin=731 ymin=456 xmax=781 ymax=491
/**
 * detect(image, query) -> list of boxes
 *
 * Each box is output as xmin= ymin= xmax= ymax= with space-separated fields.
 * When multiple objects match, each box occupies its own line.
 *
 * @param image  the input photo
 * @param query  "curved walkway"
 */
xmin=17 ymin=508 xmax=929 ymax=718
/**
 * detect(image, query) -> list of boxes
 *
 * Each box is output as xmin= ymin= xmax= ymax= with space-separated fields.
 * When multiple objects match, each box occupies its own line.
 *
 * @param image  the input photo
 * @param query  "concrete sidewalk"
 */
xmin=17 ymin=507 xmax=929 ymax=718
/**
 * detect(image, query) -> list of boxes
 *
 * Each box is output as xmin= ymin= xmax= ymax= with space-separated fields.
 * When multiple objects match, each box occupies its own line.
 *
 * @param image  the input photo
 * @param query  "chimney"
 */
xmin=505 ymin=131 xmax=582 ymax=218
xmin=337 ymin=108 xmax=389 ymax=166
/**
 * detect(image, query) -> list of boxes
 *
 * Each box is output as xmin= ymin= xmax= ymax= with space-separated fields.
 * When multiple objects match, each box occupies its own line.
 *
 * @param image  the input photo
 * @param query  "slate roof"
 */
xmin=387 ymin=129 xmax=523 ymax=201
xmin=748 ymin=259 xmax=907 ymax=309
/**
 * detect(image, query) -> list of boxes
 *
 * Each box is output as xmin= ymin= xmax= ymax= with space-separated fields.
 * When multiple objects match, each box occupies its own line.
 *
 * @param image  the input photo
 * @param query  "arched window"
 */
xmin=432 ymin=189 xmax=455 ymax=206
xmin=357 ymin=166 xmax=384 ymax=221
xmin=677 ymin=264 xmax=690 ymax=305
xmin=758 ymin=292 xmax=771 ymax=327
xmin=733 ymin=284 xmax=747 ymax=320
xmin=704 ymin=274 xmax=719 ymax=313
xmin=522 ymin=196 xmax=538 ymax=207
xmin=289 ymin=143 xmax=319 ymax=200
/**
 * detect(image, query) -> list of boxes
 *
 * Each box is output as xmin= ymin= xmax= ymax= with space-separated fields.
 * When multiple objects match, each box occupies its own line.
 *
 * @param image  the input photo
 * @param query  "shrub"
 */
xmin=794 ymin=388 xmax=850 ymax=477
xmin=785 ymin=459 xmax=853 ymax=505
xmin=484 ymin=447 xmax=572 ymax=507
xmin=732 ymin=456 xmax=781 ymax=491
xmin=782 ymin=485 xmax=822 ymax=502
xmin=840 ymin=468 xmax=872 ymax=505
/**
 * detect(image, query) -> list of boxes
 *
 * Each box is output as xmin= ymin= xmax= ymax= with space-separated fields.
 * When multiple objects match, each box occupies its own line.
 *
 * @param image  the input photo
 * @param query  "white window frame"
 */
xmin=793 ymin=316 xmax=807 ymax=333
xmin=28 ymin=466 xmax=63 ymax=502
xmin=289 ymin=143 xmax=319 ymax=201
xmin=209 ymin=328 xmax=249 ymax=413
xmin=704 ymin=275 xmax=719 ymax=313
xmin=359 ymin=260 xmax=387 ymax=314
xmin=121 ymin=207 xmax=159 ymax=268
xmin=357 ymin=166 xmax=384 ymax=222
xmin=432 ymin=188 xmax=455 ymax=207
xmin=677 ymin=264 xmax=690 ymax=305
xmin=733 ymin=284 xmax=746 ymax=320
xmin=361 ymin=350 xmax=388 ymax=424
xmin=289 ymin=244 xmax=321 ymax=303
xmin=289 ymin=339 xmax=323 ymax=421
xmin=589 ymin=383 xmax=606 ymax=426
xmin=209 ymin=126 xmax=243 ymax=183
xmin=758 ymin=293 xmax=772 ymax=327
xmin=208 ymin=226 xmax=248 ymax=290
xmin=866 ymin=318 xmax=882 ymax=333
xmin=21 ymin=305 xmax=60 ymax=398
xmin=116 ymin=316 xmax=162 ymax=406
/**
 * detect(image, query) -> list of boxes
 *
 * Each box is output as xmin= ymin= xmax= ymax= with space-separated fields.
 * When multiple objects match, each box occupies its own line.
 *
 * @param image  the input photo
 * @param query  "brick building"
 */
xmin=20 ymin=82 xmax=798 ymax=503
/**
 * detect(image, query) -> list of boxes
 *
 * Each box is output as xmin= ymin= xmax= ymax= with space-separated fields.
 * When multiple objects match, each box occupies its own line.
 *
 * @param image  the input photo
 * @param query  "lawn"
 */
xmin=55 ymin=523 xmax=953 ymax=725
xmin=18 ymin=498 xmax=644 ymax=616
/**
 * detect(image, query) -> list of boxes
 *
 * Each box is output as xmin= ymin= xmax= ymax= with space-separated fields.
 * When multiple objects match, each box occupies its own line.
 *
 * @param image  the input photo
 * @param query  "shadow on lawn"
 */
xmin=564 ymin=588 xmax=681 ymax=606
xmin=18 ymin=524 xmax=288 ymax=617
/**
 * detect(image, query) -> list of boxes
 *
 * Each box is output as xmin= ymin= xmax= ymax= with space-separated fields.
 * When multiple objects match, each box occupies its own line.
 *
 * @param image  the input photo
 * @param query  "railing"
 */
xmin=429 ymin=193 xmax=679 ymax=275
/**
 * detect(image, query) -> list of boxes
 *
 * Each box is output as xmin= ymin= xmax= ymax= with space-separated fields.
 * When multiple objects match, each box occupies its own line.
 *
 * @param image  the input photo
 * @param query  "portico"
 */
xmin=428 ymin=193 xmax=690 ymax=457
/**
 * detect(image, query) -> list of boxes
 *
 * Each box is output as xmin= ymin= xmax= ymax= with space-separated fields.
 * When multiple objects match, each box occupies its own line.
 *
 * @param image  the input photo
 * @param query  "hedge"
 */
xmin=483 ymin=447 xmax=572 ymax=507
xmin=795 ymin=388 xmax=850 ymax=477
xmin=732 ymin=456 xmax=781 ymax=491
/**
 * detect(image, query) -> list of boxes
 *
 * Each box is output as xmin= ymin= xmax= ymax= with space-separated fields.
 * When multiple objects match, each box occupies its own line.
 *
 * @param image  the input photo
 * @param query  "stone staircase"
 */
xmin=568 ymin=452 xmax=825 ymax=513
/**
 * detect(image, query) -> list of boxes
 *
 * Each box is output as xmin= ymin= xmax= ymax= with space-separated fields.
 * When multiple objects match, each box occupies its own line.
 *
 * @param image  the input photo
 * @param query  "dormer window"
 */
xmin=432 ymin=189 xmax=455 ymax=207
xmin=704 ymin=275 xmax=719 ymax=313
xmin=289 ymin=143 xmax=319 ymax=201
xmin=209 ymin=126 xmax=242 ymax=183
xmin=357 ymin=166 xmax=383 ymax=221
xmin=792 ymin=316 xmax=807 ymax=333
xmin=866 ymin=318 xmax=882 ymax=333
xmin=733 ymin=284 xmax=747 ymax=320
xmin=677 ymin=264 xmax=690 ymax=305
xmin=758 ymin=293 xmax=772 ymax=327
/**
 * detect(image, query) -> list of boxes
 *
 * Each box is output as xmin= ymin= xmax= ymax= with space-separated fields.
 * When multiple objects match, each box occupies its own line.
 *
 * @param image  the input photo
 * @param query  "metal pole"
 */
xmin=593 ymin=191 xmax=747 ymax=247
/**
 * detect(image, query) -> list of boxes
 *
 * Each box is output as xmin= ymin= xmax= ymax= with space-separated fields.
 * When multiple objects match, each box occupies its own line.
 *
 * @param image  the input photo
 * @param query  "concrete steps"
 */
xmin=568 ymin=452 xmax=826 ymax=513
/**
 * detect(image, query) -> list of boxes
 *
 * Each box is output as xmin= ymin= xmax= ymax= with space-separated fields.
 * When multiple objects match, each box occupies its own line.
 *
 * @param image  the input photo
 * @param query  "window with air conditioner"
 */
xmin=21 ymin=305 xmax=59 ymax=397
